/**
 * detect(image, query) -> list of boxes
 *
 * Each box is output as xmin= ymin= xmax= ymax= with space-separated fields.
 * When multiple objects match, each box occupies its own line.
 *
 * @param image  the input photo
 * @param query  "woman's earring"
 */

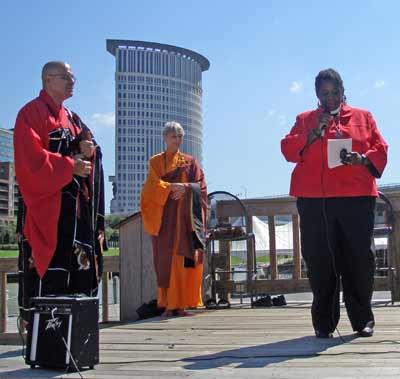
xmin=317 ymin=101 xmax=322 ymax=108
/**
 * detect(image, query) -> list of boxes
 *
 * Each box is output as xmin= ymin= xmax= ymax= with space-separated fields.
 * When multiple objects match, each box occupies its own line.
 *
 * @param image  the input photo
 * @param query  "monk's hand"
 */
xmin=73 ymin=155 xmax=92 ymax=177
xmin=79 ymin=140 xmax=95 ymax=159
xmin=170 ymin=183 xmax=185 ymax=200
xmin=98 ymin=230 xmax=105 ymax=248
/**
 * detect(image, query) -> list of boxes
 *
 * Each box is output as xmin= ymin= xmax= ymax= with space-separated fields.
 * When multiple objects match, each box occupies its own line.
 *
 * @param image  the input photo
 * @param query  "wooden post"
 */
xmin=292 ymin=214 xmax=301 ymax=279
xmin=102 ymin=272 xmax=109 ymax=323
xmin=0 ymin=273 xmax=6 ymax=333
xmin=214 ymin=214 xmax=231 ymax=302
xmin=218 ymin=240 xmax=231 ymax=302
xmin=246 ymin=214 xmax=254 ymax=278
xmin=389 ymin=211 xmax=400 ymax=302
xmin=268 ymin=216 xmax=277 ymax=280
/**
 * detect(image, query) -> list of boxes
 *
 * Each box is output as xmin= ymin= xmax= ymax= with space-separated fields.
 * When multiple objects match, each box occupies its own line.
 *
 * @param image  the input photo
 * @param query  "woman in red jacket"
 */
xmin=281 ymin=69 xmax=388 ymax=338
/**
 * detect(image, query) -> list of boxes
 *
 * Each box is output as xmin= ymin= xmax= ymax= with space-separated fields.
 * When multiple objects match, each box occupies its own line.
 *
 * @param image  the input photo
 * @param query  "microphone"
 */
xmin=319 ymin=106 xmax=337 ymax=137
xmin=320 ymin=109 xmax=330 ymax=137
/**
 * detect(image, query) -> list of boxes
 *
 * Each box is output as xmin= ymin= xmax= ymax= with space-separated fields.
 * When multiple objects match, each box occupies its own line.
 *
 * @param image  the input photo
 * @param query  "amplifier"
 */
xmin=26 ymin=296 xmax=99 ymax=370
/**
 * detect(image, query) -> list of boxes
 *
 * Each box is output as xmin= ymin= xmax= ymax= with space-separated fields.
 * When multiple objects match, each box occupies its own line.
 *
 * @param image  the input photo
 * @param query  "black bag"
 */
xmin=136 ymin=299 xmax=165 ymax=320
xmin=208 ymin=223 xmax=246 ymax=240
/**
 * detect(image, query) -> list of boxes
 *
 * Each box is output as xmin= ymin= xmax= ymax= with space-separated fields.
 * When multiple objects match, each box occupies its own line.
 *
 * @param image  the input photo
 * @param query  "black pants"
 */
xmin=297 ymin=197 xmax=376 ymax=333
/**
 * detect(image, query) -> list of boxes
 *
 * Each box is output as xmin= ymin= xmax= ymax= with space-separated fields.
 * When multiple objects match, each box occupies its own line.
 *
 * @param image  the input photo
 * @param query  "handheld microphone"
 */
xmin=320 ymin=108 xmax=331 ymax=137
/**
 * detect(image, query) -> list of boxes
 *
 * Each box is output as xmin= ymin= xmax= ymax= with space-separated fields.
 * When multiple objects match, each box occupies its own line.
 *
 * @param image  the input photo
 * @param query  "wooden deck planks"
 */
xmin=0 ymin=303 xmax=399 ymax=378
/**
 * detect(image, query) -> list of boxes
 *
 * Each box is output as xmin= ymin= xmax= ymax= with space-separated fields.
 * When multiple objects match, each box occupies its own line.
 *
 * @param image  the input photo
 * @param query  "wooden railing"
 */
xmin=212 ymin=194 xmax=400 ymax=300
xmin=0 ymin=255 xmax=120 ymax=334
xmin=3 ymin=193 xmax=399 ymax=333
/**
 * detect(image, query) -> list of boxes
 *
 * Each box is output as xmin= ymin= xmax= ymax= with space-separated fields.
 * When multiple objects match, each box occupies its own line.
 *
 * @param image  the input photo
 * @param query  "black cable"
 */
xmin=50 ymin=307 xmax=84 ymax=379
xmin=98 ymin=338 xmax=400 ymax=347
xmin=16 ymin=315 xmax=26 ymax=360
xmin=100 ymin=349 xmax=400 ymax=365
xmin=321 ymin=198 xmax=345 ymax=343
xmin=318 ymin=135 xmax=345 ymax=342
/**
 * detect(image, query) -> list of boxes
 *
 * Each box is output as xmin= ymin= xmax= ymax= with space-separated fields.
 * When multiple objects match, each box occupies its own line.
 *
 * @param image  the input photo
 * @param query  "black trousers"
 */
xmin=297 ymin=197 xmax=376 ymax=333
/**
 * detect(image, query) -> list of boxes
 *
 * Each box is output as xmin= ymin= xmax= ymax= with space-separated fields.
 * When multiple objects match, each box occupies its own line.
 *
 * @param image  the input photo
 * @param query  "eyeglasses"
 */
xmin=48 ymin=74 xmax=76 ymax=83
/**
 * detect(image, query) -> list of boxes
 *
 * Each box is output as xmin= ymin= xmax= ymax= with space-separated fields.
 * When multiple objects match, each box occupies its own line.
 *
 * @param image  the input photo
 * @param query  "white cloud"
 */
xmin=267 ymin=109 xmax=276 ymax=117
xmin=290 ymin=81 xmax=303 ymax=94
xmin=90 ymin=112 xmax=115 ymax=128
xmin=374 ymin=80 xmax=385 ymax=88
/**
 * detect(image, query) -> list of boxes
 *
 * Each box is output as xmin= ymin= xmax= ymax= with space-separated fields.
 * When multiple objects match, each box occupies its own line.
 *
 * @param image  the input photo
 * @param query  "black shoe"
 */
xmin=272 ymin=295 xmax=287 ymax=306
xmin=217 ymin=299 xmax=231 ymax=309
xmin=204 ymin=298 xmax=218 ymax=309
xmin=252 ymin=295 xmax=272 ymax=307
xmin=315 ymin=330 xmax=333 ymax=339
xmin=357 ymin=321 xmax=374 ymax=337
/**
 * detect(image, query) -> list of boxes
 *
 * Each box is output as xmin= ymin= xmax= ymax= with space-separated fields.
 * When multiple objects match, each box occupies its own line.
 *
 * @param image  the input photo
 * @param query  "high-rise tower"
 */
xmin=107 ymin=40 xmax=210 ymax=214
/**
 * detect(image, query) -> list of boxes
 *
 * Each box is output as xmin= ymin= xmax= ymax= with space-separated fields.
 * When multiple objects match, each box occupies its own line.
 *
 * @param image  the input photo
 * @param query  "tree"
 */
xmin=0 ymin=220 xmax=17 ymax=245
xmin=105 ymin=215 xmax=122 ymax=247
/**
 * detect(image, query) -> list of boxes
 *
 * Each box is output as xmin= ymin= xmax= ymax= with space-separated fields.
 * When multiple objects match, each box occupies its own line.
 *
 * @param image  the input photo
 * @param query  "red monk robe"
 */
xmin=14 ymin=90 xmax=75 ymax=278
xmin=141 ymin=150 xmax=207 ymax=312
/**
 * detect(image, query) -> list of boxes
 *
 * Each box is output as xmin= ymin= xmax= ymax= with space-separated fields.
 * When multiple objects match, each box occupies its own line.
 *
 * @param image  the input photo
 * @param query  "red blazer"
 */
xmin=281 ymin=104 xmax=388 ymax=198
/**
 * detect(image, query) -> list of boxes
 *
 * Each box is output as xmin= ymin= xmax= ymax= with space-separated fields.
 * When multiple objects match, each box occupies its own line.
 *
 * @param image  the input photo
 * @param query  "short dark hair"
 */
xmin=315 ymin=68 xmax=344 ymax=95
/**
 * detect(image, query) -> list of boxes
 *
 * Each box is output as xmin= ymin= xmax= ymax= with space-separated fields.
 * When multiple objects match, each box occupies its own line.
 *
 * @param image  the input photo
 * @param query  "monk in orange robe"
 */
xmin=141 ymin=121 xmax=207 ymax=317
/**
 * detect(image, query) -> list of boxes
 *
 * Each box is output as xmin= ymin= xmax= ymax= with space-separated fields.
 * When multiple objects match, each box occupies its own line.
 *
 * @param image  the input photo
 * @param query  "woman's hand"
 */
xmin=305 ymin=113 xmax=334 ymax=146
xmin=170 ymin=183 xmax=185 ymax=200
xmin=315 ymin=113 xmax=333 ymax=137
xmin=341 ymin=152 xmax=369 ymax=166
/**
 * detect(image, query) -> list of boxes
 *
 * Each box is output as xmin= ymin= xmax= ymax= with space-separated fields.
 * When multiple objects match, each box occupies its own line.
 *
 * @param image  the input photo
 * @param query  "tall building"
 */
xmin=0 ymin=162 xmax=18 ymax=223
xmin=0 ymin=127 xmax=13 ymax=162
xmin=106 ymin=40 xmax=210 ymax=214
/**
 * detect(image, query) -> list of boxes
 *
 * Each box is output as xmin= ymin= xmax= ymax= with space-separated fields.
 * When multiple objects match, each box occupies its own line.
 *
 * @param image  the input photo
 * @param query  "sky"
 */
xmin=1 ymin=0 xmax=400 ymax=212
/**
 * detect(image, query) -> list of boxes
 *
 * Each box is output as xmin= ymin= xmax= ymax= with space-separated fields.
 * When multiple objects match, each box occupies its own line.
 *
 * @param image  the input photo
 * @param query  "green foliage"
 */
xmin=105 ymin=215 xmax=121 ymax=247
xmin=0 ymin=221 xmax=17 ymax=244
xmin=105 ymin=215 xmax=123 ymax=228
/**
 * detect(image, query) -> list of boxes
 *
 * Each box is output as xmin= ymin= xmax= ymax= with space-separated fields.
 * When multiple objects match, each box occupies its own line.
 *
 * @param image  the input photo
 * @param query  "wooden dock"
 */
xmin=1 ymin=301 xmax=399 ymax=378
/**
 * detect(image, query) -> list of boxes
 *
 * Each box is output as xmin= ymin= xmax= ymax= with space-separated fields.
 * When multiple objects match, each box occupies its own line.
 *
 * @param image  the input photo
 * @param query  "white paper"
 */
xmin=327 ymin=138 xmax=352 ymax=169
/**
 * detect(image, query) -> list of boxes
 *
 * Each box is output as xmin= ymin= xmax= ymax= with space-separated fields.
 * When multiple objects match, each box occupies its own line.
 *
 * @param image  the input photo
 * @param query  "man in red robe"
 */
xmin=14 ymin=61 xmax=106 ymax=322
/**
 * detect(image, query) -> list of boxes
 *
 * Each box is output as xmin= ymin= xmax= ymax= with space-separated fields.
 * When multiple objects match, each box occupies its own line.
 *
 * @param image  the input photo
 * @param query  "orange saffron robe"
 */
xmin=141 ymin=151 xmax=206 ymax=310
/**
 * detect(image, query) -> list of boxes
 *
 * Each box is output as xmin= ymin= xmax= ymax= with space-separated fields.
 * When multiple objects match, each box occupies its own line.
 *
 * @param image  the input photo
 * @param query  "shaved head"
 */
xmin=41 ymin=61 xmax=71 ymax=86
xmin=41 ymin=61 xmax=75 ymax=104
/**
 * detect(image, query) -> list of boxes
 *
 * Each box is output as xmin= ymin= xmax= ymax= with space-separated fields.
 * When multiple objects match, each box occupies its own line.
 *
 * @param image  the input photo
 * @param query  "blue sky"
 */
xmin=1 ymin=0 xmax=399 ymax=211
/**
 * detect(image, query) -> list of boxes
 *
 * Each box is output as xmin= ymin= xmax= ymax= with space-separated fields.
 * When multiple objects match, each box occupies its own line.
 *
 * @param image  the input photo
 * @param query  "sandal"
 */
xmin=175 ymin=309 xmax=192 ymax=317
xmin=161 ymin=310 xmax=174 ymax=317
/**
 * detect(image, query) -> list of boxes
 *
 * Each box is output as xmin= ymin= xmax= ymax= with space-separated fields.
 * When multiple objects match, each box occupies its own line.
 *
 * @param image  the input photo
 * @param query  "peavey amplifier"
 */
xmin=26 ymin=296 xmax=99 ymax=370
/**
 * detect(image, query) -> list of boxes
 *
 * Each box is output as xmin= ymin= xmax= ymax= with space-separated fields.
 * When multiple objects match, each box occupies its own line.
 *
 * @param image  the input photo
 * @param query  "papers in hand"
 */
xmin=327 ymin=138 xmax=352 ymax=169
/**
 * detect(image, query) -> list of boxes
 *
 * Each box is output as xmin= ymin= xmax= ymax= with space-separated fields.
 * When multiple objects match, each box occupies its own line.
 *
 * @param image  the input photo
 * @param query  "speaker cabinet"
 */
xmin=26 ymin=296 xmax=99 ymax=370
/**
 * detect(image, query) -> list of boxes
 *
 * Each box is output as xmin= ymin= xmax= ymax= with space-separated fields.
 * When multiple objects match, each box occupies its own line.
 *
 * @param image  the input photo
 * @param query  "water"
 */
xmin=6 ymin=279 xmax=120 ymax=317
